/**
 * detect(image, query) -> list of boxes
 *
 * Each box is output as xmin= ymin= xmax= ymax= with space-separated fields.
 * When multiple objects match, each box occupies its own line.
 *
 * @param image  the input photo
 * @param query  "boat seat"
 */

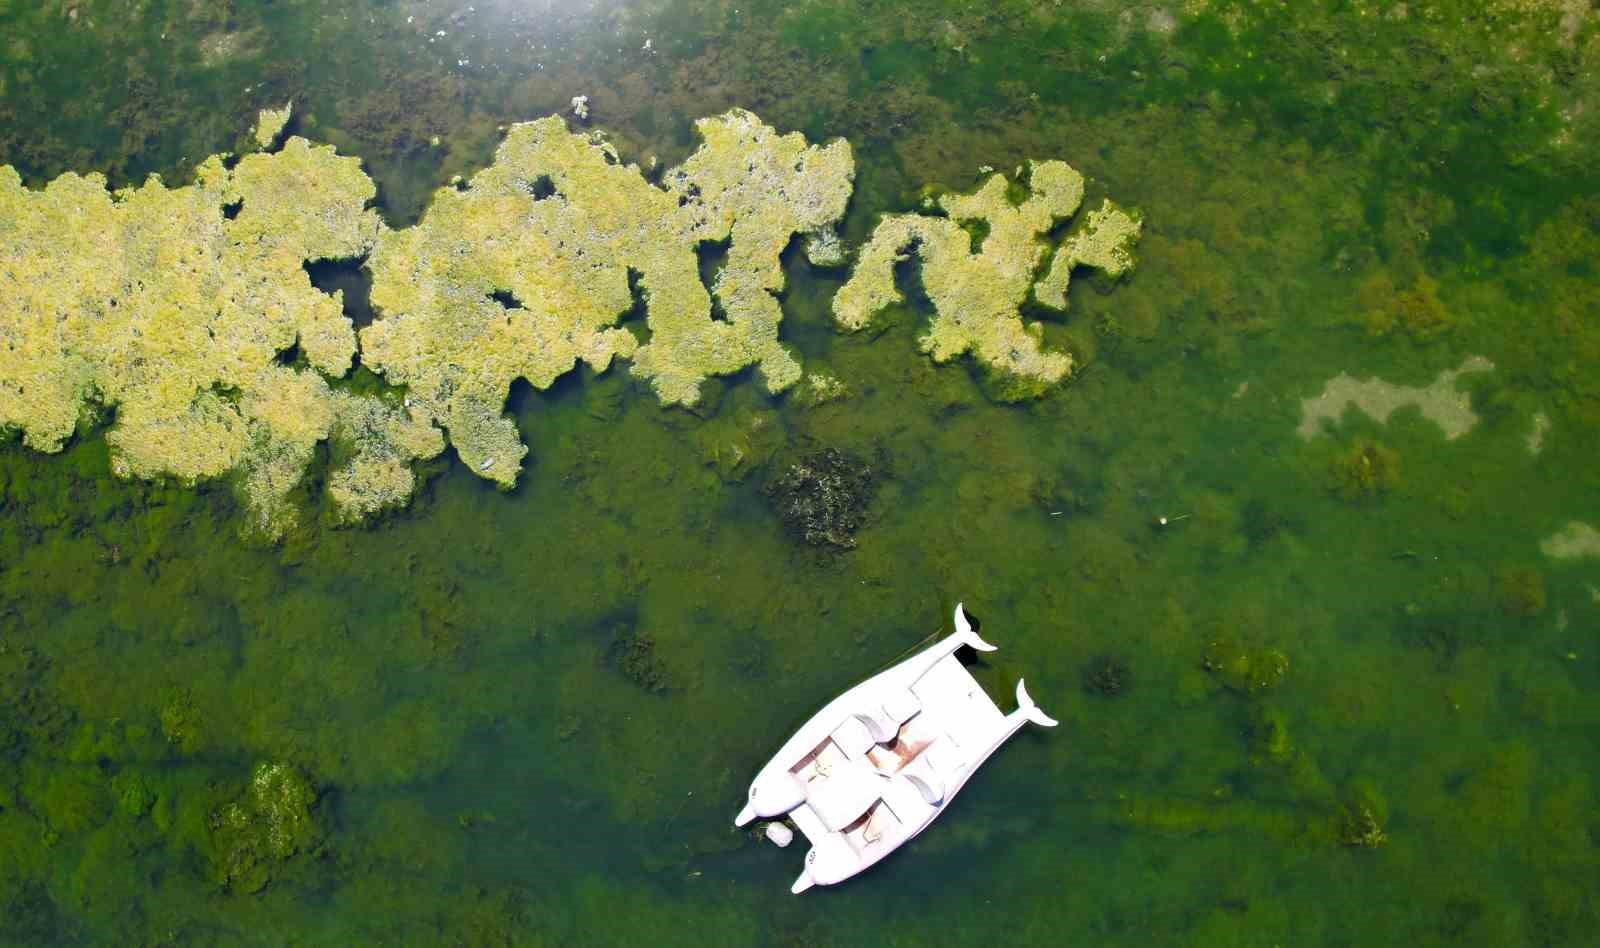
xmin=806 ymin=764 xmax=883 ymax=832
xmin=904 ymin=770 xmax=945 ymax=806
xmin=829 ymin=717 xmax=875 ymax=759
xmin=854 ymin=688 xmax=923 ymax=743
xmin=918 ymin=738 xmax=964 ymax=781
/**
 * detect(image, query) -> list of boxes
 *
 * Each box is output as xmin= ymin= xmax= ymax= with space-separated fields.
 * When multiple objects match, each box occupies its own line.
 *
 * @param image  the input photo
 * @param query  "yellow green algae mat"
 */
xmin=1 ymin=0 xmax=1598 ymax=944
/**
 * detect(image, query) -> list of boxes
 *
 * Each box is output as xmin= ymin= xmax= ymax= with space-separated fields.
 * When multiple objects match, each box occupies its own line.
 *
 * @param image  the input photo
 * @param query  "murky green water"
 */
xmin=3 ymin=1 xmax=1599 ymax=944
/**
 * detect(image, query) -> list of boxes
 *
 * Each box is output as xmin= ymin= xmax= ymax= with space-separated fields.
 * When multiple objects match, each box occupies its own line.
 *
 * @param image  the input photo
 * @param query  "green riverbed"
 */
xmin=2 ymin=1 xmax=1599 ymax=944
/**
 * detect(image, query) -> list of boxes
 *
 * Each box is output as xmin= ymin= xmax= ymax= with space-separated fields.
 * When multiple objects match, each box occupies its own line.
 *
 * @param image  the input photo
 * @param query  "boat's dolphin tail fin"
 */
xmin=1015 ymin=679 xmax=1058 ymax=728
xmin=953 ymin=602 xmax=998 ymax=652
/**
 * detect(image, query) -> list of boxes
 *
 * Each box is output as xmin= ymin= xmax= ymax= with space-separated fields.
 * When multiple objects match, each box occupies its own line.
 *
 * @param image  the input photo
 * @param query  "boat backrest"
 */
xmin=904 ymin=769 xmax=945 ymax=806
xmin=882 ymin=687 xmax=921 ymax=726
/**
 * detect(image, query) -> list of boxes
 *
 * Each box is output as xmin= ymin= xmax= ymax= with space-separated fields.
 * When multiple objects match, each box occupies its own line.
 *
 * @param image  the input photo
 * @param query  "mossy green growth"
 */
xmin=1327 ymin=439 xmax=1400 ymax=501
xmin=1033 ymin=198 xmax=1143 ymax=309
xmin=0 ymin=130 xmax=444 ymax=536
xmin=111 ymin=769 xmax=156 ymax=820
xmin=1248 ymin=705 xmax=1295 ymax=765
xmin=1494 ymin=564 xmax=1546 ymax=617
xmin=1335 ymin=778 xmax=1390 ymax=849
xmin=205 ymin=761 xmax=324 ymax=893
xmin=834 ymin=161 xmax=1141 ymax=400
xmin=1202 ymin=635 xmax=1289 ymax=696
xmin=158 ymin=687 xmax=205 ymax=756
xmin=253 ymin=102 xmax=293 ymax=151
xmin=24 ymin=765 xmax=111 ymax=836
xmin=362 ymin=109 xmax=853 ymax=484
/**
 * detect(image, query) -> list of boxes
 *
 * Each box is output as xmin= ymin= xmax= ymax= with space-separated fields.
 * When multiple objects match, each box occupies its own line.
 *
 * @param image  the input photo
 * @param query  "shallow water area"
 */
xmin=2 ymin=1 xmax=1600 ymax=945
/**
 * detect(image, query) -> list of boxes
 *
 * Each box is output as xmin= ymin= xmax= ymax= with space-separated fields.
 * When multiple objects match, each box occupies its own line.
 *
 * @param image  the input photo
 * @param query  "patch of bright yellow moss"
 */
xmin=833 ymin=161 xmax=1140 ymax=400
xmin=3 ymin=109 xmax=857 ymax=526
xmin=363 ymin=109 xmax=852 ymax=483
xmin=1034 ymin=198 xmax=1142 ymax=309
xmin=254 ymin=101 xmax=293 ymax=150
xmin=0 ymin=134 xmax=443 ymax=535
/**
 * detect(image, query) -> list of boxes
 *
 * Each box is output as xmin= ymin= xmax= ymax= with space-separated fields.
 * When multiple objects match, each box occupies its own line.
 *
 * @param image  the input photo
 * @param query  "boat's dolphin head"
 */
xmin=734 ymin=772 xmax=804 ymax=826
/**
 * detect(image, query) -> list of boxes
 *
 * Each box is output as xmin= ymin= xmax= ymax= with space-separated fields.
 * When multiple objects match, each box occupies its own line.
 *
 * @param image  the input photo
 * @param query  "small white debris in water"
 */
xmin=570 ymin=95 xmax=590 ymax=119
xmin=403 ymin=398 xmax=413 ymax=409
xmin=978 ymin=165 xmax=994 ymax=174
xmin=430 ymin=135 xmax=442 ymax=147
xmin=436 ymin=30 xmax=447 ymax=37
xmin=643 ymin=38 xmax=653 ymax=51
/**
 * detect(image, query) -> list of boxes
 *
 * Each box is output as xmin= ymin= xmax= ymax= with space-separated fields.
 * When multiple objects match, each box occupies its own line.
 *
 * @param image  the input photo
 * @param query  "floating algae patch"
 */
xmin=1 ymin=109 xmax=854 ymax=520
xmin=1540 ymin=521 xmax=1600 ymax=560
xmin=254 ymin=102 xmax=293 ymax=151
xmin=833 ymin=160 xmax=1141 ymax=400
xmin=1296 ymin=356 xmax=1494 ymax=442
xmin=362 ymin=109 xmax=853 ymax=484
xmin=0 ymin=127 xmax=450 ymax=536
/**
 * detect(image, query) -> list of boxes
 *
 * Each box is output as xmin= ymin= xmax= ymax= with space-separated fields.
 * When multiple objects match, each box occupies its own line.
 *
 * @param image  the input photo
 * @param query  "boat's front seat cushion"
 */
xmin=807 ymin=764 xmax=884 ymax=832
xmin=829 ymin=717 xmax=875 ymax=759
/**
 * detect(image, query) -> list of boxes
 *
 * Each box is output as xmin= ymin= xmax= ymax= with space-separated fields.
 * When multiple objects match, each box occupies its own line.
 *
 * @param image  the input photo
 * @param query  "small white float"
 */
xmin=734 ymin=603 xmax=1056 ymax=893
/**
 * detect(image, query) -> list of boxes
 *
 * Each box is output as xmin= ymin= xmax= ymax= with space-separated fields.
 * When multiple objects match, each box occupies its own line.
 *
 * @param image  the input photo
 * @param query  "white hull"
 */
xmin=734 ymin=603 xmax=1056 ymax=893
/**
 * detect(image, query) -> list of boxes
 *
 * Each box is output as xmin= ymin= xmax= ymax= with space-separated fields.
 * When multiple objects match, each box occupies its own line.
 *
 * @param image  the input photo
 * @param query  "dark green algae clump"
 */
xmin=764 ymin=447 xmax=877 ymax=549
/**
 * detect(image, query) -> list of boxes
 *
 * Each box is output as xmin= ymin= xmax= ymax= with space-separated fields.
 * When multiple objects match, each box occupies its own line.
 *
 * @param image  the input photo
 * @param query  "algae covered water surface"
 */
xmin=3 ymin=1 xmax=1600 ymax=944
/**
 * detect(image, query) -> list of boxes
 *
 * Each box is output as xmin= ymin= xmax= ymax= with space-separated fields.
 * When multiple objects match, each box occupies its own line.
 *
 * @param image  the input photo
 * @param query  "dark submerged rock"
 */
xmin=1082 ymin=654 xmax=1132 ymax=697
xmin=609 ymin=630 xmax=669 ymax=694
xmin=764 ymin=448 xmax=876 ymax=549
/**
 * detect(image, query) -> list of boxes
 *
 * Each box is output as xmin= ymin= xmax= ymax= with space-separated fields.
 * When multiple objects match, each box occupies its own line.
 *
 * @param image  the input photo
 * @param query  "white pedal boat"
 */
xmin=734 ymin=603 xmax=1057 ymax=893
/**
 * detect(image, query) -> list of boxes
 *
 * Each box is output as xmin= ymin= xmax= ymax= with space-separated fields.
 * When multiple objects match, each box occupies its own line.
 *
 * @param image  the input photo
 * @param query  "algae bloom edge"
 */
xmin=0 ymin=106 xmax=1140 ymax=536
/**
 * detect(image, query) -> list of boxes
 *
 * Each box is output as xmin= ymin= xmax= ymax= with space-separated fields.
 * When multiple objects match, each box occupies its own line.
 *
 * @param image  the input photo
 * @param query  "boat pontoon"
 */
xmin=734 ymin=603 xmax=1056 ymax=893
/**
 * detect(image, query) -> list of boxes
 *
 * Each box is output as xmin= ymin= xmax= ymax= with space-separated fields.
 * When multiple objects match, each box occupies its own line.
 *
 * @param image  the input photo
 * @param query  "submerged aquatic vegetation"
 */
xmin=2 ymin=0 xmax=1600 ymax=943
xmin=1327 ymin=439 xmax=1401 ymax=501
xmin=1202 ymin=635 xmax=1290 ymax=696
xmin=1494 ymin=565 xmax=1547 ymax=617
xmin=205 ymin=761 xmax=325 ymax=893
xmin=764 ymin=447 xmax=877 ymax=549
xmin=1081 ymin=653 xmax=1132 ymax=697
xmin=1540 ymin=521 xmax=1600 ymax=559
xmin=1297 ymin=357 xmax=1493 ymax=442
xmin=833 ymin=161 xmax=1141 ymax=400
xmin=609 ymin=629 xmax=671 ymax=694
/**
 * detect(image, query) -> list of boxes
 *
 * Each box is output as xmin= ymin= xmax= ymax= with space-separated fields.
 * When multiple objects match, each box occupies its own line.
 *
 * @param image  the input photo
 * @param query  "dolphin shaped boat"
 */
xmin=734 ymin=603 xmax=1057 ymax=893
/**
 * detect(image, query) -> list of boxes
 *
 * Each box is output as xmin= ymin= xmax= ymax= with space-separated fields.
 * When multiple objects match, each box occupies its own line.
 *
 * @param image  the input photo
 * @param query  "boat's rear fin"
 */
xmin=1015 ymin=679 xmax=1058 ymax=728
xmin=953 ymin=602 xmax=997 ymax=652
xmin=791 ymin=872 xmax=816 ymax=895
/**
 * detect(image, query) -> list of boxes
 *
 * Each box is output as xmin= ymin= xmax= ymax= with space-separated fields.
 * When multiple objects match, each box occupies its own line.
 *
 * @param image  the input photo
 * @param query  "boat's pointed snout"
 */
xmin=790 ymin=872 xmax=816 ymax=895
xmin=734 ymin=802 xmax=757 ymax=827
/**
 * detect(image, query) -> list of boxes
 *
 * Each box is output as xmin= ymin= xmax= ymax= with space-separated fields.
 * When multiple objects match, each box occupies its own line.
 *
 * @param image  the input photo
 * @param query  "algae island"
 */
xmin=1 ymin=107 xmax=1141 ymax=536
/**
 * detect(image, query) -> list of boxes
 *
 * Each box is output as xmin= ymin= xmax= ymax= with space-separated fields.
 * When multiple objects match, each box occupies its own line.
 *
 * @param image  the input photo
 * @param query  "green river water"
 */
xmin=2 ymin=1 xmax=1599 ymax=944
